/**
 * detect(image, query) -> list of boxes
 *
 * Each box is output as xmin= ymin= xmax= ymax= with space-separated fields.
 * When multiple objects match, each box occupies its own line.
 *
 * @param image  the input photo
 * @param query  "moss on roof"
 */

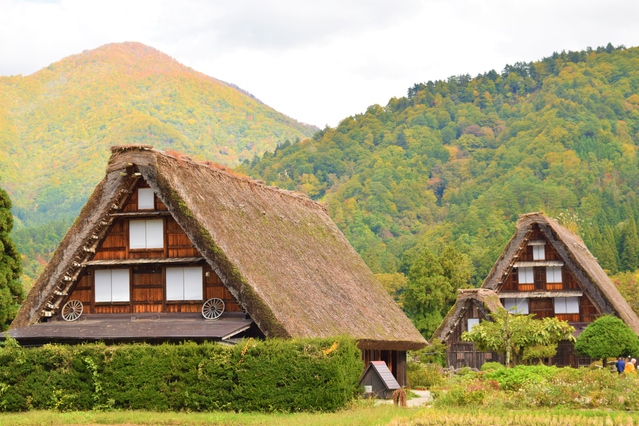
xmin=13 ymin=145 xmax=426 ymax=350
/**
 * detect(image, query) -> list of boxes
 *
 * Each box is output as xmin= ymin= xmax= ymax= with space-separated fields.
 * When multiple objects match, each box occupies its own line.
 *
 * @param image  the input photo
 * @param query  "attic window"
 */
xmin=138 ymin=188 xmax=155 ymax=210
xmin=554 ymin=297 xmax=579 ymax=314
xmin=467 ymin=318 xmax=480 ymax=331
xmin=130 ymin=219 xmax=164 ymax=249
xmin=166 ymin=267 xmax=203 ymax=301
xmin=532 ymin=245 xmax=545 ymax=260
xmin=95 ymin=269 xmax=130 ymax=302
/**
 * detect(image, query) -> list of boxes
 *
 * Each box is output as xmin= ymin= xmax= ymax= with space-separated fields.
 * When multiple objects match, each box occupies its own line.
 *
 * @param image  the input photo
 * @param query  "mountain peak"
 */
xmin=42 ymin=41 xmax=191 ymax=79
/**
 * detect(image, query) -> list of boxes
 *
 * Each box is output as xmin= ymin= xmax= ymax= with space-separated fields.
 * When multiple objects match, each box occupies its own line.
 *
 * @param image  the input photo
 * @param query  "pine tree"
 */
xmin=0 ymin=186 xmax=24 ymax=331
xmin=598 ymin=225 xmax=619 ymax=274
xmin=402 ymin=248 xmax=453 ymax=338
xmin=619 ymin=215 xmax=639 ymax=272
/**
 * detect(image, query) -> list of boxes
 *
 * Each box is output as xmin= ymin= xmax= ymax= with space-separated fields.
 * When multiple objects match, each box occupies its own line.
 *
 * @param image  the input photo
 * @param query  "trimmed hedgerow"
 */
xmin=0 ymin=337 xmax=361 ymax=412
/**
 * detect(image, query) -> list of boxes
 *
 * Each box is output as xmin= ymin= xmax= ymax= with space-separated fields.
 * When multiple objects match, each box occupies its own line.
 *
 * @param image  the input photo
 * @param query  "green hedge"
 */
xmin=0 ymin=337 xmax=362 ymax=412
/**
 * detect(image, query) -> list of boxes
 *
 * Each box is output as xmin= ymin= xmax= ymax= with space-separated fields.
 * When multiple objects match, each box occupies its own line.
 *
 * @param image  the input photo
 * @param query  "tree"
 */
xmin=611 ymin=271 xmax=639 ymax=317
xmin=375 ymin=272 xmax=407 ymax=307
xmin=402 ymin=248 xmax=450 ymax=337
xmin=462 ymin=308 xmax=575 ymax=367
xmin=619 ymin=215 xmax=639 ymax=272
xmin=0 ymin=186 xmax=24 ymax=330
xmin=401 ymin=246 xmax=472 ymax=338
xmin=574 ymin=315 xmax=639 ymax=365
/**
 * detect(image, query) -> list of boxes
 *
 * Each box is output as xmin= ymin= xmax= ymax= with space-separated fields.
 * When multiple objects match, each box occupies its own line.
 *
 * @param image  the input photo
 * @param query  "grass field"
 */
xmin=2 ymin=405 xmax=639 ymax=426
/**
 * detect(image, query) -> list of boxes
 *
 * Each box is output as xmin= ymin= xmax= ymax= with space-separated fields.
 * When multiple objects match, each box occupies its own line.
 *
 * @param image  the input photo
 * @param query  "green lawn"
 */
xmin=2 ymin=406 xmax=639 ymax=426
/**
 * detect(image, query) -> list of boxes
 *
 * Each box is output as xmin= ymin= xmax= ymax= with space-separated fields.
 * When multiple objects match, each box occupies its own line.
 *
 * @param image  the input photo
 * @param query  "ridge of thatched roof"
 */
xmin=13 ymin=145 xmax=426 ymax=350
xmin=482 ymin=212 xmax=639 ymax=334
xmin=431 ymin=288 xmax=502 ymax=342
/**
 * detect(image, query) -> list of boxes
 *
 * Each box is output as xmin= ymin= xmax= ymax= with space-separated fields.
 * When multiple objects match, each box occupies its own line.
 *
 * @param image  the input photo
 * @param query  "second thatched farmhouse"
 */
xmin=433 ymin=212 xmax=639 ymax=369
xmin=10 ymin=145 xmax=425 ymax=385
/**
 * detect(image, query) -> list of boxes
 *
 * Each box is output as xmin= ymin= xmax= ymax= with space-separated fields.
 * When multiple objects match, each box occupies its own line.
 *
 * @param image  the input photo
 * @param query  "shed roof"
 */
xmin=12 ymin=145 xmax=426 ymax=350
xmin=432 ymin=288 xmax=503 ymax=342
xmin=360 ymin=361 xmax=401 ymax=390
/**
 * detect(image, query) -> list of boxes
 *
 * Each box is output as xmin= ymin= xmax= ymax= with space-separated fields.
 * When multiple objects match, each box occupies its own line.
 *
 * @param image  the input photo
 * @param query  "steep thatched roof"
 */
xmin=482 ymin=212 xmax=639 ymax=334
xmin=13 ymin=145 xmax=425 ymax=350
xmin=431 ymin=288 xmax=503 ymax=342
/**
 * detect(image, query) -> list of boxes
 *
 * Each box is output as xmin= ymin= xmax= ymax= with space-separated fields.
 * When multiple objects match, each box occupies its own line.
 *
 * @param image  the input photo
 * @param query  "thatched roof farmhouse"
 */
xmin=11 ymin=145 xmax=425 ymax=384
xmin=433 ymin=212 xmax=639 ymax=369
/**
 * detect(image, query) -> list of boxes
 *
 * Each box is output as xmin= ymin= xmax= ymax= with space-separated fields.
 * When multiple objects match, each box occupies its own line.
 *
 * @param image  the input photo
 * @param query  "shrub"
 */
xmin=433 ymin=378 xmax=498 ymax=407
xmin=0 ymin=337 xmax=361 ymax=412
xmin=431 ymin=364 xmax=639 ymax=410
xmin=480 ymin=362 xmax=505 ymax=372
xmin=408 ymin=340 xmax=447 ymax=366
xmin=407 ymin=362 xmax=444 ymax=389
xmin=574 ymin=315 xmax=639 ymax=363
xmin=483 ymin=365 xmax=557 ymax=391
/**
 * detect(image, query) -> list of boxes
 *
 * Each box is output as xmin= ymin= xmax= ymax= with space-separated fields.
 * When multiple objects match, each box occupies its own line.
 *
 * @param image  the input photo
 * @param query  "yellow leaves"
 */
xmin=322 ymin=341 xmax=339 ymax=356
xmin=544 ymin=150 xmax=581 ymax=170
xmin=444 ymin=145 xmax=457 ymax=159
xmin=627 ymin=94 xmax=639 ymax=106
xmin=375 ymin=273 xmax=408 ymax=307
xmin=297 ymin=173 xmax=322 ymax=198
xmin=237 ymin=337 xmax=255 ymax=365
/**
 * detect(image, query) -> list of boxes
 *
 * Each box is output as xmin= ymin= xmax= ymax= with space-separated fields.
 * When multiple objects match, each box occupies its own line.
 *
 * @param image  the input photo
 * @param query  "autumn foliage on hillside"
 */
xmin=0 ymin=42 xmax=315 ymax=226
xmin=0 ymin=42 xmax=316 ymax=286
xmin=243 ymin=44 xmax=639 ymax=295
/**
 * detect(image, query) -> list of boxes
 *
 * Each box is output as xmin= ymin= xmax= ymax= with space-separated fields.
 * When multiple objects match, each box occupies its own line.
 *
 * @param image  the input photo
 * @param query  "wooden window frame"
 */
xmin=504 ymin=297 xmax=529 ymax=314
xmin=546 ymin=266 xmax=562 ymax=283
xmin=94 ymin=268 xmax=131 ymax=303
xmin=467 ymin=318 xmax=480 ymax=332
xmin=554 ymin=297 xmax=579 ymax=314
xmin=165 ymin=266 xmax=204 ymax=301
xmin=138 ymin=188 xmax=155 ymax=210
xmin=129 ymin=218 xmax=164 ymax=250
xmin=518 ymin=267 xmax=534 ymax=284
xmin=533 ymin=245 xmax=545 ymax=260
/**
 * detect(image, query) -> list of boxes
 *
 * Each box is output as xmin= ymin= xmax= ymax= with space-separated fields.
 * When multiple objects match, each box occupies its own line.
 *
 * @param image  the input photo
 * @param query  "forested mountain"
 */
xmin=0 ymin=42 xmax=316 ymax=285
xmin=0 ymin=42 xmax=316 ymax=228
xmin=242 ymin=44 xmax=639 ymax=295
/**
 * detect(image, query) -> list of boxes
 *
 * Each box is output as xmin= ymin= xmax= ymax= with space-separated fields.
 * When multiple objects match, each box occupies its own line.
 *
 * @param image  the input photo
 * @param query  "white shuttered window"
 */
xmin=467 ymin=318 xmax=480 ymax=331
xmin=166 ymin=267 xmax=203 ymax=301
xmin=554 ymin=297 xmax=579 ymax=314
xmin=546 ymin=266 xmax=562 ymax=283
xmin=518 ymin=267 xmax=534 ymax=284
xmin=95 ymin=269 xmax=130 ymax=302
xmin=130 ymin=219 xmax=164 ymax=249
xmin=533 ymin=245 xmax=545 ymax=260
xmin=138 ymin=188 xmax=155 ymax=210
xmin=504 ymin=298 xmax=529 ymax=314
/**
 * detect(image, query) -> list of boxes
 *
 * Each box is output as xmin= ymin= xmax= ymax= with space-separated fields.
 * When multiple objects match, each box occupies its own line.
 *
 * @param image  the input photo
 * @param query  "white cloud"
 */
xmin=1 ymin=0 xmax=639 ymax=127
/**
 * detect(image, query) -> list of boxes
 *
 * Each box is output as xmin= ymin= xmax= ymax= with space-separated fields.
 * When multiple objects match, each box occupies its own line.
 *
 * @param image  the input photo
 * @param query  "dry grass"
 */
xmin=0 ymin=405 xmax=417 ymax=426
xmin=3 ymin=407 xmax=639 ymax=426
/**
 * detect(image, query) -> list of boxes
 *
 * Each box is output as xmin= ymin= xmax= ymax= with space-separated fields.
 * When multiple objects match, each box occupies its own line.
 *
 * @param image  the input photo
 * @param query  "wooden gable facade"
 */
xmin=496 ymin=223 xmax=599 ymax=327
xmin=10 ymin=145 xmax=426 ymax=385
xmin=434 ymin=212 xmax=639 ymax=369
xmin=69 ymin=179 xmax=243 ymax=317
xmin=433 ymin=289 xmax=504 ymax=369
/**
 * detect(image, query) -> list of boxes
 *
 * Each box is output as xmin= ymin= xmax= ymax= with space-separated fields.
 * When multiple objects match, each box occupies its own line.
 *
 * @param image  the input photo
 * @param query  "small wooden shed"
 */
xmin=359 ymin=361 xmax=401 ymax=399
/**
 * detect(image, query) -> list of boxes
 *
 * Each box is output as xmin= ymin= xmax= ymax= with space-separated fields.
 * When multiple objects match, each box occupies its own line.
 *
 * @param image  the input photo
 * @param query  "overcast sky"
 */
xmin=2 ymin=0 xmax=639 ymax=128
